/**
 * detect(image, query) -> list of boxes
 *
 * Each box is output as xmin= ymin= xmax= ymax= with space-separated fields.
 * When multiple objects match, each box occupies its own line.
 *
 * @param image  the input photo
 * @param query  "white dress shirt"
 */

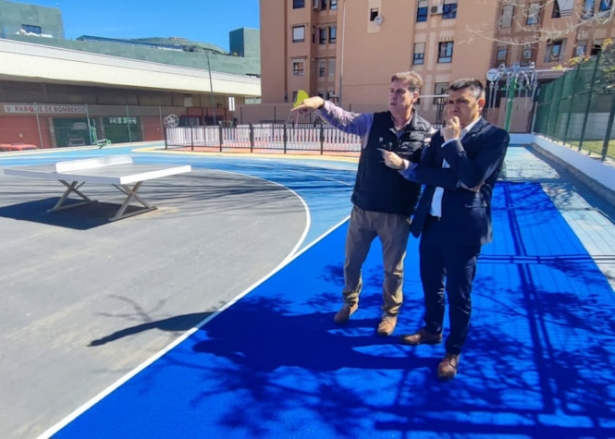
xmin=429 ymin=117 xmax=482 ymax=217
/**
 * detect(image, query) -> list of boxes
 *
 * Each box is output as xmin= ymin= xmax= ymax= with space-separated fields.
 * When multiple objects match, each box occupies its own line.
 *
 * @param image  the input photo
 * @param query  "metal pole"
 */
xmin=579 ymin=51 xmax=601 ymax=152
xmin=33 ymin=102 xmax=44 ymax=148
xmin=562 ymin=66 xmax=581 ymax=145
xmin=600 ymin=95 xmax=615 ymax=161
xmin=126 ymin=105 xmax=132 ymax=143
xmin=205 ymin=51 xmax=217 ymax=125
xmin=85 ymin=103 xmax=93 ymax=145
xmin=504 ymin=75 xmax=517 ymax=132
xmin=159 ymin=105 xmax=164 ymax=141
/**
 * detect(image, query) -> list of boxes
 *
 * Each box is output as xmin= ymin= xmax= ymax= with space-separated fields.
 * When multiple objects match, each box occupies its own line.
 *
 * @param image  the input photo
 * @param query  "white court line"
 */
xmin=36 ymin=214 xmax=349 ymax=439
xmin=284 ymin=168 xmax=355 ymax=186
xmin=209 ymin=168 xmax=312 ymax=261
xmin=38 ymin=165 xmax=350 ymax=439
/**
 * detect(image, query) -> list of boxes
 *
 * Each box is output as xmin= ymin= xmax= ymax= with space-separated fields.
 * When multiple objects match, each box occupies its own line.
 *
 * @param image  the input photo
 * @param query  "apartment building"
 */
xmin=494 ymin=0 xmax=615 ymax=73
xmin=257 ymin=0 xmax=615 ymax=129
xmin=260 ymin=0 xmax=499 ymax=110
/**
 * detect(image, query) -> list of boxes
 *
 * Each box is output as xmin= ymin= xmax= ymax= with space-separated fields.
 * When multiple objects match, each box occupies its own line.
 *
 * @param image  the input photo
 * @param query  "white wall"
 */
xmin=517 ymin=134 xmax=615 ymax=193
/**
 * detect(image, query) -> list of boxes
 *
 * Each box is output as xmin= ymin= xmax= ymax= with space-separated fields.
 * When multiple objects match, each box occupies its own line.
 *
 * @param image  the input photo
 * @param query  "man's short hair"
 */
xmin=391 ymin=71 xmax=423 ymax=91
xmin=449 ymin=78 xmax=485 ymax=99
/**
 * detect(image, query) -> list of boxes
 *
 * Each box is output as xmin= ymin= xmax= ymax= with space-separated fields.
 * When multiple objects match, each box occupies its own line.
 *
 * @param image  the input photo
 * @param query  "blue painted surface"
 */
xmin=52 ymin=182 xmax=615 ymax=439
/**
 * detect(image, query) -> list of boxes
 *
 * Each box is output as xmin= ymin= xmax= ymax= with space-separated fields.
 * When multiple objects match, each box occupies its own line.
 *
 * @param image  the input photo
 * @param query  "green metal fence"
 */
xmin=534 ymin=45 xmax=615 ymax=161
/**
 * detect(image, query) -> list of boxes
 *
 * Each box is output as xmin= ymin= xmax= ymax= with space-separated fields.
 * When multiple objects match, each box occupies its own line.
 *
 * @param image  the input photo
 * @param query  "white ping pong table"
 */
xmin=3 ymin=155 xmax=192 ymax=221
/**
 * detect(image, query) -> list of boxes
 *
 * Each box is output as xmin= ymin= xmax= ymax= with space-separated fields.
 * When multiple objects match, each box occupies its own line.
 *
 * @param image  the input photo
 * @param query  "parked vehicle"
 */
xmin=0 ymin=143 xmax=39 ymax=152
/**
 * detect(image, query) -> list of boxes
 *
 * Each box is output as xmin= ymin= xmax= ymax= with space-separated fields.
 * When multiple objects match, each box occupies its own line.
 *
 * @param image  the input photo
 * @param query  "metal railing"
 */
xmin=165 ymin=124 xmax=362 ymax=154
xmin=534 ymin=45 xmax=615 ymax=161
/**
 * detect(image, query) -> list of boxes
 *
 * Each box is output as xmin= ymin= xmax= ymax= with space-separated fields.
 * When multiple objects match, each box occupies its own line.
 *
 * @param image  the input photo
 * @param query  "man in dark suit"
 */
xmin=381 ymin=78 xmax=509 ymax=380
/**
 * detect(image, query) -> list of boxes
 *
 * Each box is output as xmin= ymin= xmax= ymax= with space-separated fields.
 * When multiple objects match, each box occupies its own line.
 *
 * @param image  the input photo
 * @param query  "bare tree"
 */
xmin=465 ymin=0 xmax=615 ymax=46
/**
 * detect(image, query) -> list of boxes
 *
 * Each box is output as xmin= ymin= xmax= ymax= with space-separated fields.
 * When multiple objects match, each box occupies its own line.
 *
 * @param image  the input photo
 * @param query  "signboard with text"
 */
xmin=2 ymin=104 xmax=87 ymax=115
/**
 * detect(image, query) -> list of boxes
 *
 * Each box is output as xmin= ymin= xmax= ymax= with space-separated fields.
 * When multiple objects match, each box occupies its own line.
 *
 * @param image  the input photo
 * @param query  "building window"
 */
xmin=576 ymin=40 xmax=587 ymax=56
xmin=417 ymin=0 xmax=428 ymax=22
xmin=443 ymin=0 xmax=458 ymax=19
xmin=21 ymin=24 xmax=42 ymax=34
xmin=318 ymin=59 xmax=327 ymax=77
xmin=320 ymin=0 xmax=328 ymax=10
xmin=501 ymin=5 xmax=514 ymax=27
xmin=319 ymin=28 xmax=327 ymax=44
xmin=331 ymin=0 xmax=338 ymax=9
xmin=370 ymin=8 xmax=379 ymax=21
xmin=433 ymin=83 xmax=449 ymax=104
xmin=292 ymin=26 xmax=305 ymax=42
xmin=293 ymin=60 xmax=305 ymax=75
xmin=582 ymin=0 xmax=595 ymax=18
xmin=497 ymin=46 xmax=508 ymax=63
xmin=413 ymin=42 xmax=425 ymax=65
xmin=527 ymin=2 xmax=540 ymax=25
xmin=293 ymin=0 xmax=305 ymax=8
xmin=552 ymin=1 xmax=561 ymax=17
xmin=545 ymin=40 xmax=564 ymax=62
xmin=552 ymin=0 xmax=573 ymax=17
xmin=591 ymin=41 xmax=603 ymax=55
xmin=329 ymin=58 xmax=336 ymax=77
xmin=600 ymin=0 xmax=613 ymax=13
xmin=438 ymin=41 xmax=454 ymax=63
xmin=329 ymin=26 xmax=337 ymax=43
xmin=521 ymin=46 xmax=533 ymax=65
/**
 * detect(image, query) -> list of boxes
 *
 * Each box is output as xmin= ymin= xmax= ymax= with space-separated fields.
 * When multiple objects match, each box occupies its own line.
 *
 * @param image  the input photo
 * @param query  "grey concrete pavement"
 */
xmin=0 ymin=168 xmax=307 ymax=439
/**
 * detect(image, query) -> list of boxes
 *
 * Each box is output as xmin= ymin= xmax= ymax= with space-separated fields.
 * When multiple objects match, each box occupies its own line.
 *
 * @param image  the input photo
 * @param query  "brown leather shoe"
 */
xmin=400 ymin=328 xmax=442 ymax=345
xmin=437 ymin=353 xmax=460 ymax=381
xmin=333 ymin=303 xmax=358 ymax=324
xmin=376 ymin=315 xmax=398 ymax=336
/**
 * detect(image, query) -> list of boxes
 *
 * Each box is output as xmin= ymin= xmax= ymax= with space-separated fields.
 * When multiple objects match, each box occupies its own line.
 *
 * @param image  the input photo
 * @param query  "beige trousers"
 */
xmin=342 ymin=206 xmax=411 ymax=316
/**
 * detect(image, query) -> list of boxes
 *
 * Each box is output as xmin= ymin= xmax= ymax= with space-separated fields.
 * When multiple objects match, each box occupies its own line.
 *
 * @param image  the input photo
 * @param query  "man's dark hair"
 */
xmin=449 ymin=78 xmax=485 ymax=99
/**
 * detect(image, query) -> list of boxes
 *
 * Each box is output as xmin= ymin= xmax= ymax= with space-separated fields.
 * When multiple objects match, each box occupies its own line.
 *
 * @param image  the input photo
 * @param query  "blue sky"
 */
xmin=20 ymin=0 xmax=260 ymax=50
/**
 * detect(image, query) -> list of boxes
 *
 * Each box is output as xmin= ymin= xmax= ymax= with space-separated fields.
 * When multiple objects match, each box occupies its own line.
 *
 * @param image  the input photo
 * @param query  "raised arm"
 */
xmin=291 ymin=97 xmax=373 ymax=137
xmin=441 ymin=130 xmax=510 ymax=187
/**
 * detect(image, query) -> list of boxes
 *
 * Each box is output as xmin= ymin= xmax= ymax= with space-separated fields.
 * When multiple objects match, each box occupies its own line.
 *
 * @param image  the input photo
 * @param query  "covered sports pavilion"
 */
xmin=0 ymin=39 xmax=259 ymax=149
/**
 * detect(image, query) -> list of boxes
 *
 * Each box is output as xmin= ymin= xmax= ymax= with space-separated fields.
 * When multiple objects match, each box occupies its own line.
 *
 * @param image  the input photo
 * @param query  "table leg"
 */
xmin=48 ymin=180 xmax=96 ymax=212
xmin=109 ymin=182 xmax=157 ymax=221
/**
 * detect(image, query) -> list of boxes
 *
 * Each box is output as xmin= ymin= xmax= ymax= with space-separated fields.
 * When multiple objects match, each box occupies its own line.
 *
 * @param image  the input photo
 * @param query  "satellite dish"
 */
xmin=374 ymin=15 xmax=383 ymax=25
xmin=486 ymin=68 xmax=500 ymax=82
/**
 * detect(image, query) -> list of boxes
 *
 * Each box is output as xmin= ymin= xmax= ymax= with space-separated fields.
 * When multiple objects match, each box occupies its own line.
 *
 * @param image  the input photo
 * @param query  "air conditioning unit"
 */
xmin=313 ymin=0 xmax=319 ymax=9
xmin=430 ymin=4 xmax=443 ymax=14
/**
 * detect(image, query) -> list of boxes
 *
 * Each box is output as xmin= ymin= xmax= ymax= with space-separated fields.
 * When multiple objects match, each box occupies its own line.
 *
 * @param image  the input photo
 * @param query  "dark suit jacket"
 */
xmin=409 ymin=118 xmax=510 ymax=246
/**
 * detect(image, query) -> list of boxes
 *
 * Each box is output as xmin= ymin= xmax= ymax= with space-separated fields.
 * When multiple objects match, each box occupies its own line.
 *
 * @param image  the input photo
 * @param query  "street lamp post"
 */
xmin=205 ymin=51 xmax=217 ymax=125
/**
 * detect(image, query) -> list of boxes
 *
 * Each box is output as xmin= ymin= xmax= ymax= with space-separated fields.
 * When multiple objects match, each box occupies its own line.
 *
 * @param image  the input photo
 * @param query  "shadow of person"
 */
xmin=191 ymin=298 xmax=433 ymax=373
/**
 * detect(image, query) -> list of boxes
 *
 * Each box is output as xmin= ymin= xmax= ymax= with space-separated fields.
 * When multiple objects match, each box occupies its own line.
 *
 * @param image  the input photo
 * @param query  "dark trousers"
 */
xmin=419 ymin=217 xmax=481 ymax=355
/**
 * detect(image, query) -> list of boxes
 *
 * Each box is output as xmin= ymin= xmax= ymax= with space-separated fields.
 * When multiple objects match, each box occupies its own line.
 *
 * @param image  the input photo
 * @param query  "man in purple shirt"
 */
xmin=291 ymin=72 xmax=432 ymax=336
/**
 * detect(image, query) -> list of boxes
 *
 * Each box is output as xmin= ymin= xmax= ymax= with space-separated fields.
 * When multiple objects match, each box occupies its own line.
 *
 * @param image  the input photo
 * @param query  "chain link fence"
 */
xmin=534 ymin=45 xmax=615 ymax=162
